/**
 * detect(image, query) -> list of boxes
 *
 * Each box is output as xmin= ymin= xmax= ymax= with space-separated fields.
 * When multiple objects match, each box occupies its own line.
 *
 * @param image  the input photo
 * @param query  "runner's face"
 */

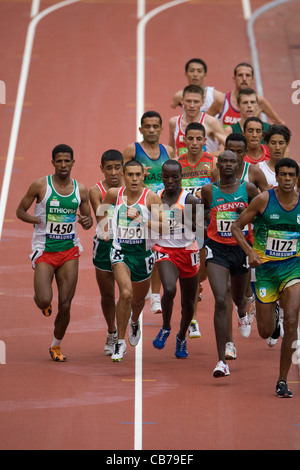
xmin=244 ymin=121 xmax=263 ymax=149
xmin=185 ymin=63 xmax=206 ymax=86
xmin=162 ymin=165 xmax=182 ymax=192
xmin=52 ymin=152 xmax=74 ymax=178
xmin=267 ymin=134 xmax=288 ymax=161
xmin=225 ymin=141 xmax=246 ymax=166
xmin=139 ymin=117 xmax=162 ymax=144
xmin=217 ymin=153 xmax=239 ymax=177
xmin=238 ymin=94 xmax=258 ymax=118
xmin=124 ymin=166 xmax=144 ymax=191
xmin=182 ymin=92 xmax=203 ymax=117
xmin=101 ymin=160 xmax=123 ymax=187
xmin=234 ymin=66 xmax=253 ymax=90
xmin=276 ymin=166 xmax=298 ymax=192
xmin=185 ymin=129 xmax=206 ymax=156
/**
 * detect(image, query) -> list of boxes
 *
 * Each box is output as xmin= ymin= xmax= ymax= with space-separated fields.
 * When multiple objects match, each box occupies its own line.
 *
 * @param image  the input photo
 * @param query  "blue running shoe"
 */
xmin=153 ymin=328 xmax=170 ymax=350
xmin=175 ymin=335 xmax=188 ymax=358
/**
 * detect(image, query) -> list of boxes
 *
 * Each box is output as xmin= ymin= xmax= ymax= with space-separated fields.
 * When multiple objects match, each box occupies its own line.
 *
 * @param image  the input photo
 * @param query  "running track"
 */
xmin=0 ymin=0 xmax=299 ymax=451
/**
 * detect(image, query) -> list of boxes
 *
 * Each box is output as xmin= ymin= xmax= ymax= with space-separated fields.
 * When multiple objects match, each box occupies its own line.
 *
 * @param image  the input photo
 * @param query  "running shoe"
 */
xmin=276 ymin=380 xmax=293 ymax=398
xmin=153 ymin=327 xmax=170 ymax=350
xmin=246 ymin=295 xmax=256 ymax=324
xmin=42 ymin=304 xmax=52 ymax=317
xmin=213 ymin=360 xmax=230 ymax=378
xmin=49 ymin=346 xmax=66 ymax=362
xmin=104 ymin=330 xmax=118 ymax=356
xmin=267 ymin=303 xmax=281 ymax=347
xmin=198 ymin=283 xmax=203 ymax=302
xmin=237 ymin=313 xmax=251 ymax=338
xmin=111 ymin=341 xmax=127 ymax=362
xmin=150 ymin=295 xmax=162 ymax=314
xmin=175 ymin=335 xmax=188 ymax=358
xmin=188 ymin=320 xmax=201 ymax=338
xmin=225 ymin=342 xmax=237 ymax=360
xmin=128 ymin=318 xmax=141 ymax=347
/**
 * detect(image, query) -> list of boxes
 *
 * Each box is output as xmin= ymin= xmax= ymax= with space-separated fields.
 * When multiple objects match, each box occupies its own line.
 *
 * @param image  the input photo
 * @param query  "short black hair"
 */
xmin=101 ymin=149 xmax=123 ymax=166
xmin=52 ymin=144 xmax=73 ymax=160
xmin=141 ymin=111 xmax=162 ymax=126
xmin=263 ymin=124 xmax=291 ymax=145
xmin=185 ymin=58 xmax=207 ymax=74
xmin=123 ymin=160 xmax=144 ymax=173
xmin=185 ymin=122 xmax=206 ymax=137
xmin=275 ymin=158 xmax=299 ymax=177
xmin=162 ymin=159 xmax=182 ymax=175
xmin=225 ymin=133 xmax=247 ymax=149
xmin=243 ymin=116 xmax=263 ymax=132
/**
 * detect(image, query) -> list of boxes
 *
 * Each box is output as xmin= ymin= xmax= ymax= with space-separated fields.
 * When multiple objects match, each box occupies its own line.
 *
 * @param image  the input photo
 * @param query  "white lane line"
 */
xmin=135 ymin=0 xmax=190 ymax=451
xmin=30 ymin=0 xmax=41 ymax=18
xmin=242 ymin=0 xmax=252 ymax=20
xmin=247 ymin=0 xmax=294 ymax=98
xmin=136 ymin=0 xmax=190 ymax=140
xmin=0 ymin=0 xmax=81 ymax=240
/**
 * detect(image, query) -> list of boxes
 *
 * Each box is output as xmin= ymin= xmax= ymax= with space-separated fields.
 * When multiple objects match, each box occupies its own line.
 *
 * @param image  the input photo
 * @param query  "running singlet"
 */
xmin=112 ymin=187 xmax=153 ymax=254
xmin=258 ymin=161 xmax=277 ymax=187
xmin=32 ymin=175 xmax=81 ymax=252
xmin=219 ymin=92 xmax=241 ymax=128
xmin=135 ymin=142 xmax=169 ymax=192
xmin=178 ymin=152 xmax=215 ymax=197
xmin=94 ymin=181 xmax=115 ymax=240
xmin=156 ymin=188 xmax=196 ymax=248
xmin=174 ymin=113 xmax=206 ymax=158
xmin=207 ymin=180 xmax=252 ymax=245
xmin=244 ymin=145 xmax=270 ymax=164
xmin=253 ymin=189 xmax=300 ymax=263
xmin=240 ymin=162 xmax=251 ymax=182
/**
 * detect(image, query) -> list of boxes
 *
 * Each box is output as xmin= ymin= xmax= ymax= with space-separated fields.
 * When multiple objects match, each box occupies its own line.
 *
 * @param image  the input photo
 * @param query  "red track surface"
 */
xmin=0 ymin=0 xmax=299 ymax=451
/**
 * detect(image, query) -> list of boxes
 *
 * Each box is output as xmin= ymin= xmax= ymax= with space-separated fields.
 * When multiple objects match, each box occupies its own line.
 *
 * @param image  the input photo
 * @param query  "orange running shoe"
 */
xmin=42 ymin=304 xmax=52 ymax=317
xmin=49 ymin=346 xmax=66 ymax=362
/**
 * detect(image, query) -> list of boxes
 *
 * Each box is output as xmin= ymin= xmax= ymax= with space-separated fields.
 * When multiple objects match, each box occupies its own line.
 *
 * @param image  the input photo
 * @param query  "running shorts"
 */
xmin=153 ymin=243 xmax=200 ymax=279
xmin=31 ymin=246 xmax=81 ymax=271
xmin=205 ymin=239 xmax=249 ymax=276
xmin=251 ymin=256 xmax=300 ymax=303
xmin=93 ymin=237 xmax=113 ymax=272
xmin=110 ymin=246 xmax=155 ymax=283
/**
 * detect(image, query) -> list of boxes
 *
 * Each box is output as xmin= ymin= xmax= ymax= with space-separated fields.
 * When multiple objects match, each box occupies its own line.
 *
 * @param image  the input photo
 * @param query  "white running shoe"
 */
xmin=150 ymin=294 xmax=162 ymax=314
xmin=104 ymin=330 xmax=118 ymax=356
xmin=128 ymin=318 xmax=141 ymax=347
xmin=213 ymin=360 xmax=230 ymax=378
xmin=237 ymin=313 xmax=251 ymax=338
xmin=246 ymin=295 xmax=256 ymax=324
xmin=225 ymin=342 xmax=237 ymax=360
xmin=111 ymin=341 xmax=127 ymax=362
xmin=188 ymin=320 xmax=201 ymax=338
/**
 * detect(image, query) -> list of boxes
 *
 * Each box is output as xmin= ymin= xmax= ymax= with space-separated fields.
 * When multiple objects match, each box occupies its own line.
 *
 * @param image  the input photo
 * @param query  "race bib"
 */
xmin=265 ymin=230 xmax=300 ymax=258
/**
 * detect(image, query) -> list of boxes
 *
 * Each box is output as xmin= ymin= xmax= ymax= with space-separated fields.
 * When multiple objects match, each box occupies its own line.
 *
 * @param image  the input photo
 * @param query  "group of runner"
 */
xmin=16 ymin=60 xmax=300 ymax=399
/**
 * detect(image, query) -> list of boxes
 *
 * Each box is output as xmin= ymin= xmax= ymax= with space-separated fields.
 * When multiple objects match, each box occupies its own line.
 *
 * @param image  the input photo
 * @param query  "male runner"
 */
xmin=206 ymin=62 xmax=285 ymax=127
xmin=89 ymin=149 xmax=123 ymax=356
xmin=170 ymin=58 xmax=223 ymax=112
xmin=232 ymin=158 xmax=300 ymax=398
xmin=16 ymin=144 xmax=93 ymax=362
xmin=179 ymin=122 xmax=218 ymax=337
xmin=152 ymin=160 xmax=202 ymax=358
xmin=201 ymin=151 xmax=258 ymax=377
xmin=99 ymin=160 xmax=167 ymax=362
xmin=169 ymin=85 xmax=226 ymax=157
xmin=123 ymin=110 xmax=174 ymax=314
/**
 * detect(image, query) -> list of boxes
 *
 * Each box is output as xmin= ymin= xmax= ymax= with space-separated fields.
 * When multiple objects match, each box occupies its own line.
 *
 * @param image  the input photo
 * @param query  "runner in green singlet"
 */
xmin=232 ymin=158 xmax=300 ymax=398
xmin=89 ymin=149 xmax=124 ymax=356
xmin=16 ymin=144 xmax=93 ymax=362
xmin=98 ymin=160 xmax=167 ymax=363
